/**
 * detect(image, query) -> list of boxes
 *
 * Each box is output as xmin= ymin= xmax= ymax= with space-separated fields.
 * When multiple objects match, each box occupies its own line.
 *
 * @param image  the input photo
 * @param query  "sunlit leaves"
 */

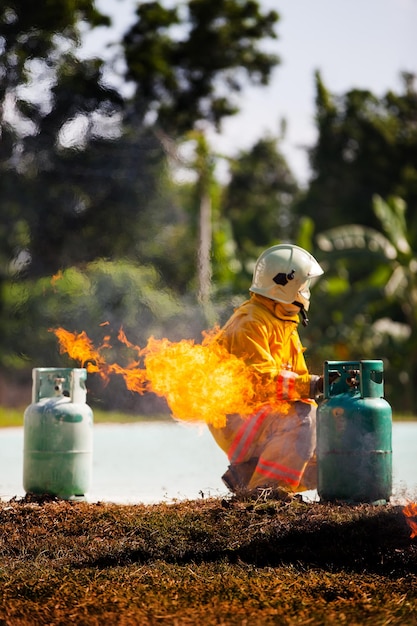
xmin=298 ymin=72 xmax=417 ymax=234
xmin=316 ymin=224 xmax=397 ymax=261
xmin=123 ymin=0 xmax=280 ymax=133
xmin=372 ymin=194 xmax=410 ymax=255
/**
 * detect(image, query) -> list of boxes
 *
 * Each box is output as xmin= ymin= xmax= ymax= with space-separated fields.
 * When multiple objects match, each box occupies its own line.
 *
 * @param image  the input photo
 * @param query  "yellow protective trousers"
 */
xmin=209 ymin=401 xmax=317 ymax=492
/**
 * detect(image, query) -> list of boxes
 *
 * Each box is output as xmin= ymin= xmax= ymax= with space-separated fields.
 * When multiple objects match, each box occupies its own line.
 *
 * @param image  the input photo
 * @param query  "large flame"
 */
xmin=403 ymin=502 xmax=417 ymax=539
xmin=51 ymin=327 xmax=260 ymax=428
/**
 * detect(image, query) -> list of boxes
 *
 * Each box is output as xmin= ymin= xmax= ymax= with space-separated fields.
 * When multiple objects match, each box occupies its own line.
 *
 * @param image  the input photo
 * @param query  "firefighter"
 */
xmin=209 ymin=243 xmax=327 ymax=497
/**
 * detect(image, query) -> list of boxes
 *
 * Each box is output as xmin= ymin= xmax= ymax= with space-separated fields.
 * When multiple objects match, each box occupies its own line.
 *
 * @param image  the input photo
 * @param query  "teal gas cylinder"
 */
xmin=23 ymin=368 xmax=93 ymax=499
xmin=317 ymin=360 xmax=392 ymax=503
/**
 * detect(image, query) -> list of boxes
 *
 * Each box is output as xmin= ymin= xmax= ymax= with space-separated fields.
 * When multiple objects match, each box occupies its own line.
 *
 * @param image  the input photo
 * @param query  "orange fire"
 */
xmin=51 ymin=327 xmax=259 ymax=428
xmin=51 ymin=270 xmax=63 ymax=286
xmin=52 ymin=328 xmax=109 ymax=375
xmin=403 ymin=502 xmax=417 ymax=539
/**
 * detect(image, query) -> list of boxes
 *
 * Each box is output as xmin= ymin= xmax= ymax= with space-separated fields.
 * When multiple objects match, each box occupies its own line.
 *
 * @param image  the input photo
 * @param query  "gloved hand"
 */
xmin=316 ymin=371 xmax=341 ymax=394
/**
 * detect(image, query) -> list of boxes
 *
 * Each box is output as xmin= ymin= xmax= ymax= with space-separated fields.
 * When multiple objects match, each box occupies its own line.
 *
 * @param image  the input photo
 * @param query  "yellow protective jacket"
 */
xmin=218 ymin=293 xmax=319 ymax=405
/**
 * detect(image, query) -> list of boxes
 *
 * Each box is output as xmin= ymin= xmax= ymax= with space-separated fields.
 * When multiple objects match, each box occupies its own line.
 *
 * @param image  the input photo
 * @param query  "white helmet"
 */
xmin=250 ymin=244 xmax=323 ymax=314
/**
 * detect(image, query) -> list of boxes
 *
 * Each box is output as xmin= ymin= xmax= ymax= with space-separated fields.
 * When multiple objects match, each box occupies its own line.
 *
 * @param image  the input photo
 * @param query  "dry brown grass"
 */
xmin=0 ymin=495 xmax=416 ymax=625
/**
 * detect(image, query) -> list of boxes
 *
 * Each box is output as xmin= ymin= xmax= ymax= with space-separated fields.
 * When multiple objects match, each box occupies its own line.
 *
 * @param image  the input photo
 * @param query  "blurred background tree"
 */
xmin=0 ymin=1 xmax=416 ymax=415
xmin=310 ymin=195 xmax=417 ymax=412
xmin=0 ymin=0 xmax=284 ymax=411
xmin=295 ymin=71 xmax=417 ymax=413
xmin=296 ymin=71 xmax=417 ymax=234
xmin=223 ymin=133 xmax=300 ymax=292
xmin=122 ymin=0 xmax=279 ymax=134
xmin=0 ymin=0 xmax=125 ymax=277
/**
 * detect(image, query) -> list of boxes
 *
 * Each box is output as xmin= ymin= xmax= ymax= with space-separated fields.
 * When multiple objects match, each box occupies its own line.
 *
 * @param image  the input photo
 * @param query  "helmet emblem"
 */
xmin=272 ymin=269 xmax=295 ymax=286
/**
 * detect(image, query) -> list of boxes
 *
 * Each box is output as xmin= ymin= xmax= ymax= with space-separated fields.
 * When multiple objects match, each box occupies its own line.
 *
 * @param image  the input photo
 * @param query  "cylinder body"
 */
xmin=317 ymin=360 xmax=392 ymax=503
xmin=23 ymin=368 xmax=93 ymax=499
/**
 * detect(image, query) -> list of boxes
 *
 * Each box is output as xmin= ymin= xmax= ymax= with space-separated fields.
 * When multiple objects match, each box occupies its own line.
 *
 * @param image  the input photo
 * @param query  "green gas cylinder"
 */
xmin=23 ymin=367 xmax=93 ymax=500
xmin=317 ymin=360 xmax=392 ymax=503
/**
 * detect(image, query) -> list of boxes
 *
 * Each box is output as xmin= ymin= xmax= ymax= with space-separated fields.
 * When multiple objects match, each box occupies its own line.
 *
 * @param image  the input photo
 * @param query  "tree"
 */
xmin=2 ymin=259 xmax=201 ymax=412
xmin=297 ymin=71 xmax=417 ymax=234
xmin=294 ymin=72 xmax=417 ymax=412
xmin=120 ymin=0 xmax=281 ymax=311
xmin=0 ymin=0 xmax=285 ymax=380
xmin=0 ymin=1 xmax=112 ymax=167
xmin=1 ymin=0 xmax=281 ymax=283
xmin=122 ymin=0 xmax=280 ymax=134
xmin=25 ymin=119 xmax=165 ymax=276
xmin=0 ymin=1 xmax=126 ymax=277
xmin=313 ymin=195 xmax=417 ymax=413
xmin=222 ymin=135 xmax=300 ymax=289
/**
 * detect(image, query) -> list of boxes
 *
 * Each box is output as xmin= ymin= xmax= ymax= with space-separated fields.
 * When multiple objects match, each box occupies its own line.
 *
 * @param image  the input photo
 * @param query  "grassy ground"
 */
xmin=0 ymin=406 xmax=170 ymax=428
xmin=1 ymin=407 xmax=416 ymax=623
xmin=1 ymin=406 xmax=416 ymax=428
xmin=0 ymin=495 xmax=416 ymax=625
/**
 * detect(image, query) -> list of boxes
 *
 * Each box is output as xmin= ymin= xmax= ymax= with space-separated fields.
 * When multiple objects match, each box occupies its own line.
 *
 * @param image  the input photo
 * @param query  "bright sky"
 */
xmin=84 ymin=0 xmax=417 ymax=185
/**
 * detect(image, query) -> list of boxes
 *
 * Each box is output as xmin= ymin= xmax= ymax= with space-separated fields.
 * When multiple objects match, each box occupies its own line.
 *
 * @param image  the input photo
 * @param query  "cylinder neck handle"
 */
xmin=32 ymin=368 xmax=87 ymax=403
xmin=323 ymin=360 xmax=385 ymax=399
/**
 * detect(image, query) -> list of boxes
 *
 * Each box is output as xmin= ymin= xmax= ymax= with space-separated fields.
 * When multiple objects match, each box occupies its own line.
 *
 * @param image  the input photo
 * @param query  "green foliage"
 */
xmin=0 ymin=0 xmax=108 ymax=88
xmin=2 ymin=0 xmax=417 ymax=419
xmin=0 ymin=0 xmax=282 ymax=294
xmin=0 ymin=0 xmax=287 ymax=411
xmin=294 ymin=71 xmax=417 ymax=413
xmin=0 ymin=406 xmax=171 ymax=427
xmin=0 ymin=259 xmax=212 ymax=411
xmin=4 ymin=259 xmax=187 ymax=364
xmin=297 ymin=72 xmax=417 ymax=233
xmin=310 ymin=195 xmax=417 ymax=412
xmin=123 ymin=0 xmax=280 ymax=133
xmin=222 ymin=135 xmax=300 ymax=290
xmin=316 ymin=224 xmax=398 ymax=264
xmin=0 ymin=0 xmax=128 ymax=279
